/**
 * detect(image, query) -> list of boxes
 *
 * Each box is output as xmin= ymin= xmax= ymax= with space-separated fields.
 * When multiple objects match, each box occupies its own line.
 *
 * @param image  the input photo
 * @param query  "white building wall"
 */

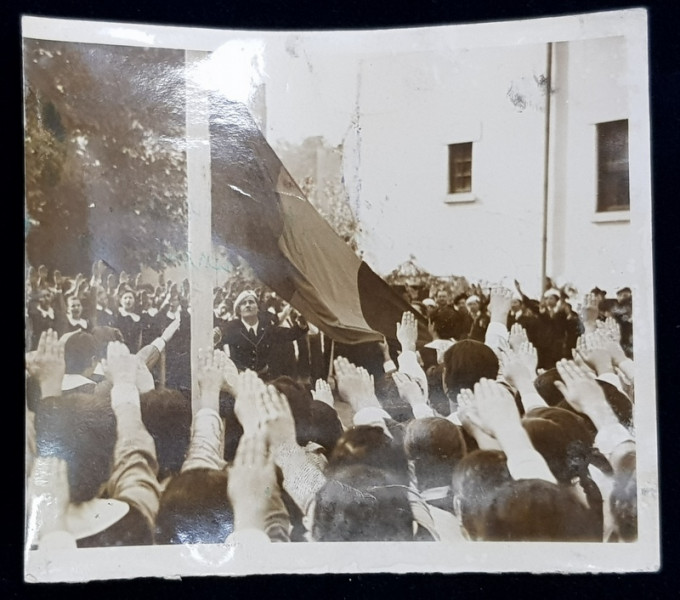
xmin=549 ymin=36 xmax=633 ymax=295
xmin=261 ymin=34 xmax=636 ymax=299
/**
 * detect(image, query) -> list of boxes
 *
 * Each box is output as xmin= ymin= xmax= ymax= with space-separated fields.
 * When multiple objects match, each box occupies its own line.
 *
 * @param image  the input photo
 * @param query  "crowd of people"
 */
xmin=25 ymin=259 xmax=637 ymax=548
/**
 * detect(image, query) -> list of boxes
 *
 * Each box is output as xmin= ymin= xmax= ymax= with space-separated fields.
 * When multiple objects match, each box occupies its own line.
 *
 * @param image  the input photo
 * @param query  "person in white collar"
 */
xmin=221 ymin=290 xmax=309 ymax=376
xmin=28 ymin=288 xmax=59 ymax=351
xmin=62 ymin=294 xmax=91 ymax=334
xmin=115 ymin=289 xmax=142 ymax=353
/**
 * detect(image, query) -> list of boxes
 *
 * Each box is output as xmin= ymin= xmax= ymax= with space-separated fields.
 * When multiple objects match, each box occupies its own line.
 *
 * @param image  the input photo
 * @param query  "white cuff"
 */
xmin=383 ymin=360 xmax=397 ymax=374
xmin=110 ymin=382 xmax=140 ymax=409
xmin=595 ymin=423 xmax=634 ymax=457
xmin=597 ymin=372 xmax=624 ymax=393
xmin=150 ymin=337 xmax=166 ymax=354
xmin=411 ymin=403 xmax=436 ymax=419
xmin=353 ymin=407 xmax=393 ymax=438
xmin=506 ymin=451 xmax=557 ymax=484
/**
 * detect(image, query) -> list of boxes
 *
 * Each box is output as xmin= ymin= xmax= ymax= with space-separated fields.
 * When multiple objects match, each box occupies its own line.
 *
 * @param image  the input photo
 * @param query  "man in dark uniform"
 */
xmin=221 ymin=290 xmax=309 ymax=378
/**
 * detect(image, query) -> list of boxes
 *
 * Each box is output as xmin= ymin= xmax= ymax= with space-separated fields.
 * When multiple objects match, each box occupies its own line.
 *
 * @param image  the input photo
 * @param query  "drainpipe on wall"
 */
xmin=540 ymin=42 xmax=553 ymax=294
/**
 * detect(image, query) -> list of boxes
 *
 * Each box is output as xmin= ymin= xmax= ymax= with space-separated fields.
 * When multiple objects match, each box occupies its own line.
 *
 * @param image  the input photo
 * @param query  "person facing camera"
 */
xmin=220 ymin=290 xmax=309 ymax=378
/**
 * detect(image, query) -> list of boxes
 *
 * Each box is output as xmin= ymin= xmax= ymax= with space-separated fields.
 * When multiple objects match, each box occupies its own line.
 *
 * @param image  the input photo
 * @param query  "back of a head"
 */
xmin=270 ymin=376 xmax=313 ymax=446
xmin=431 ymin=306 xmax=459 ymax=340
xmin=308 ymin=400 xmax=344 ymax=455
xmin=312 ymin=463 xmax=414 ymax=542
xmin=140 ymin=389 xmax=192 ymax=481
xmin=155 ymin=468 xmax=233 ymax=545
xmin=90 ymin=326 xmax=125 ymax=361
xmin=34 ymin=392 xmax=117 ymax=504
xmin=442 ymin=340 xmax=499 ymax=398
xmin=477 ymin=478 xmax=600 ymax=542
xmin=64 ymin=331 xmax=98 ymax=375
xmin=328 ymin=425 xmax=409 ymax=485
xmin=533 ymin=368 xmax=566 ymax=407
xmin=404 ymin=417 xmax=466 ymax=490
xmin=451 ymin=450 xmax=513 ymax=539
xmin=522 ymin=407 xmax=594 ymax=484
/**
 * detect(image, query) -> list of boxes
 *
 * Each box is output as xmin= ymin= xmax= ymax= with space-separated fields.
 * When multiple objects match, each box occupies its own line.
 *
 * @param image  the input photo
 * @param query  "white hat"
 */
xmin=233 ymin=290 xmax=258 ymax=315
xmin=543 ymin=288 xmax=561 ymax=299
xmin=422 ymin=298 xmax=436 ymax=307
xmin=465 ymin=295 xmax=480 ymax=305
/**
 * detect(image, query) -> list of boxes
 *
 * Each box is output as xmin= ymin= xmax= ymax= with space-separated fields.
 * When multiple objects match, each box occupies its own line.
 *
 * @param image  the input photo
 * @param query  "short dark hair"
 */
xmin=430 ymin=306 xmax=459 ymax=340
xmin=34 ymin=393 xmax=116 ymax=503
xmin=477 ymin=478 xmax=601 ymax=541
xmin=404 ymin=417 xmax=466 ymax=490
xmin=155 ymin=468 xmax=233 ymax=545
xmin=312 ymin=463 xmax=414 ymax=542
xmin=442 ymin=339 xmax=499 ymax=399
xmin=452 ymin=293 xmax=467 ymax=305
xmin=328 ymin=426 xmax=409 ymax=483
xmin=140 ymin=389 xmax=192 ymax=481
xmin=64 ymin=331 xmax=98 ymax=375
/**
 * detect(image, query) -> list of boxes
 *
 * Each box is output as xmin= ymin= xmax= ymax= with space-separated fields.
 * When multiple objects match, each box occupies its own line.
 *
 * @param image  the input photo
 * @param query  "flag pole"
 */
xmin=327 ymin=338 xmax=335 ymax=380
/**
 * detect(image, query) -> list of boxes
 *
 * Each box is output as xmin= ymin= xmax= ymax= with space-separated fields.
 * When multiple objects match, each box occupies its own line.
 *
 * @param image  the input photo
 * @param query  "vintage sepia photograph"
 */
xmin=22 ymin=8 xmax=658 ymax=581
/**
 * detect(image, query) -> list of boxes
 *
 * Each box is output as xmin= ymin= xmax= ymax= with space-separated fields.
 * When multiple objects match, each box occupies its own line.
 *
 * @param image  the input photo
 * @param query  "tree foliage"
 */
xmin=24 ymin=39 xmax=188 ymax=274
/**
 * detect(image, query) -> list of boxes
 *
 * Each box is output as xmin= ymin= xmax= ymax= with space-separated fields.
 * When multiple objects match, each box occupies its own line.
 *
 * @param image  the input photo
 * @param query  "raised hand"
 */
xmin=488 ymin=285 xmax=514 ymax=323
xmin=396 ymin=311 xmax=418 ymax=352
xmin=392 ymin=371 xmax=427 ymax=408
xmin=333 ymin=356 xmax=379 ymax=412
xmin=234 ymin=370 xmax=265 ymax=434
xmin=581 ymin=293 xmax=600 ymax=333
xmin=27 ymin=266 xmax=39 ymax=292
xmin=554 ymin=359 xmax=619 ymax=431
xmin=221 ymin=356 xmax=239 ymax=396
xmin=26 ymin=329 xmax=65 ymax=399
xmin=119 ymin=271 xmax=130 ymax=285
xmin=52 ymin=269 xmax=64 ymax=291
xmin=508 ymin=323 xmax=529 ymax=351
xmin=160 ymin=315 xmax=181 ymax=343
xmin=101 ymin=341 xmax=138 ymax=386
xmin=312 ymin=378 xmax=334 ymax=407
xmin=473 ymin=378 xmax=522 ymax=439
xmin=106 ymin=273 xmax=117 ymax=294
xmin=457 ymin=388 xmax=501 ymax=451
xmin=596 ymin=316 xmax=621 ymax=343
xmin=499 ymin=342 xmax=538 ymax=390
xmin=227 ymin=432 xmax=276 ymax=534
xmin=197 ymin=348 xmax=227 ymax=394
xmin=256 ymin=383 xmax=298 ymax=448
xmin=575 ymin=332 xmax=614 ymax=375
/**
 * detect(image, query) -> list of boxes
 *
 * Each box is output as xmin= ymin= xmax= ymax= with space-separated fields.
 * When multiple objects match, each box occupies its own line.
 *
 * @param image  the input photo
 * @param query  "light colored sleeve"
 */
xmin=505 ymin=449 xmax=557 ymax=484
xmin=107 ymin=383 xmax=163 ymax=529
xmin=353 ymin=407 xmax=394 ymax=438
xmin=411 ymin=403 xmax=436 ymax=419
xmin=397 ymin=350 xmax=428 ymax=397
xmin=181 ymin=407 xmax=227 ymax=472
xmin=617 ymin=358 xmax=634 ymax=384
xmin=272 ymin=442 xmax=327 ymax=516
xmin=484 ymin=321 xmax=508 ymax=355
xmin=518 ymin=390 xmax=549 ymax=412
xmin=597 ymin=372 xmax=624 ymax=394
xmin=594 ymin=422 xmax=635 ymax=457
xmin=225 ymin=528 xmax=271 ymax=546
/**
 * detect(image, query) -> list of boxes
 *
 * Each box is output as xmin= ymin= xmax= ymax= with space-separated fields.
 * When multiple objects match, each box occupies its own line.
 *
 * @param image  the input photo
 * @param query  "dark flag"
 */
xmin=210 ymin=96 xmax=428 ymax=345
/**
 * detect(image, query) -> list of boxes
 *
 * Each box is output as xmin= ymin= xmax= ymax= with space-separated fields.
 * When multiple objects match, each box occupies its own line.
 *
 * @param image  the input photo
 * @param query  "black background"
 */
xmin=7 ymin=0 xmax=679 ymax=597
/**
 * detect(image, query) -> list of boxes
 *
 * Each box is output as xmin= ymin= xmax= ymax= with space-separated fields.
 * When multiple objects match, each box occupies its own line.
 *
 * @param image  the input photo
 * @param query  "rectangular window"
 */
xmin=448 ymin=142 xmax=472 ymax=194
xmin=597 ymin=119 xmax=630 ymax=212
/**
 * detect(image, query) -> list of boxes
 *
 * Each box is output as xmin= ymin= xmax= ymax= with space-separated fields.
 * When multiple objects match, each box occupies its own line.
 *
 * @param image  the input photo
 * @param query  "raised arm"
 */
xmin=101 ymin=342 xmax=162 ymax=530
